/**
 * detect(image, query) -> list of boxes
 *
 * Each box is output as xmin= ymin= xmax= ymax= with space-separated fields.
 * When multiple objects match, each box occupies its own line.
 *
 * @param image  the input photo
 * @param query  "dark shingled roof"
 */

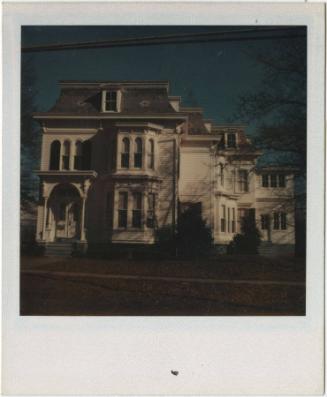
xmin=48 ymin=84 xmax=176 ymax=115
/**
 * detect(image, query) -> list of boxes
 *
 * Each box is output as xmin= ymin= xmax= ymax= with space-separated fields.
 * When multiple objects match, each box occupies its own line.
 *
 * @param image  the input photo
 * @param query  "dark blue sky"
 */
xmin=21 ymin=26 xmax=278 ymax=135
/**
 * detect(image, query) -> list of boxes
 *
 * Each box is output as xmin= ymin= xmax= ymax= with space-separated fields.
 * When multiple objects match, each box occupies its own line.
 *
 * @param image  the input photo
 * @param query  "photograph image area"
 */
xmin=20 ymin=26 xmax=306 ymax=316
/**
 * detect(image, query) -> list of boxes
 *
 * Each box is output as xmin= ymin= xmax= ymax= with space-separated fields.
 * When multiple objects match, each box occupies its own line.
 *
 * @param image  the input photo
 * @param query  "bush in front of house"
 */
xmin=228 ymin=215 xmax=261 ymax=254
xmin=176 ymin=207 xmax=213 ymax=258
xmin=155 ymin=225 xmax=177 ymax=258
xmin=155 ymin=207 xmax=213 ymax=258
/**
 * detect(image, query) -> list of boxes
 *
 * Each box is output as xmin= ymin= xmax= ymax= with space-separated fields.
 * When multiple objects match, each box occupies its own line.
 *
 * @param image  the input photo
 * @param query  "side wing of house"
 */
xmin=255 ymin=167 xmax=296 ymax=248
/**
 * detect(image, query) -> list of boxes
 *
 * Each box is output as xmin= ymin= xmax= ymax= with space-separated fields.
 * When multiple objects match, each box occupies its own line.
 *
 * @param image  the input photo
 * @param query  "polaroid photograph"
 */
xmin=2 ymin=2 xmax=325 ymax=395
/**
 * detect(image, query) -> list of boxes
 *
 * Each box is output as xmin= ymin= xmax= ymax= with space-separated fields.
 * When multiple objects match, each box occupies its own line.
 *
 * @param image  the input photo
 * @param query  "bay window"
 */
xmin=132 ymin=192 xmax=142 ymax=228
xmin=148 ymin=139 xmax=155 ymax=169
xmin=121 ymin=138 xmax=130 ymax=168
xmin=118 ymin=192 xmax=128 ymax=228
xmin=147 ymin=193 xmax=156 ymax=228
xmin=134 ymin=138 xmax=143 ymax=168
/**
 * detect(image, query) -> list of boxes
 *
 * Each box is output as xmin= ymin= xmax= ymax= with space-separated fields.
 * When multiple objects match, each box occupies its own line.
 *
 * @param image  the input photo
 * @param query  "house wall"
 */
xmin=157 ymin=132 xmax=178 ymax=229
xmin=255 ymin=173 xmax=295 ymax=244
xmin=179 ymin=143 xmax=213 ymax=227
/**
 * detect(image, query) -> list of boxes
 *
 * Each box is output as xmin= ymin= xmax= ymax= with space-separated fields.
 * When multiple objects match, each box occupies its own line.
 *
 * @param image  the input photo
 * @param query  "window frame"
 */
xmin=226 ymin=132 xmax=237 ymax=148
xmin=278 ymin=174 xmax=286 ymax=188
xmin=273 ymin=212 xmax=280 ymax=230
xmin=49 ymin=140 xmax=61 ymax=170
xmin=221 ymin=205 xmax=226 ymax=232
xmin=118 ymin=191 xmax=128 ymax=228
xmin=262 ymin=174 xmax=269 ymax=187
xmin=134 ymin=137 xmax=143 ymax=169
xmin=121 ymin=137 xmax=130 ymax=169
xmin=219 ymin=163 xmax=224 ymax=186
xmin=132 ymin=191 xmax=143 ymax=228
xmin=74 ymin=141 xmax=83 ymax=170
xmin=261 ymin=214 xmax=270 ymax=230
xmin=148 ymin=139 xmax=155 ymax=170
xmin=238 ymin=169 xmax=249 ymax=192
xmin=147 ymin=193 xmax=156 ymax=228
xmin=102 ymin=90 xmax=120 ymax=113
xmin=231 ymin=208 xmax=236 ymax=233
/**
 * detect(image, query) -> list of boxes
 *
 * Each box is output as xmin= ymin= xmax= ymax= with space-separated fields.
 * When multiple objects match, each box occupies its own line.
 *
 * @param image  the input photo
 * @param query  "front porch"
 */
xmin=36 ymin=171 xmax=97 ymax=249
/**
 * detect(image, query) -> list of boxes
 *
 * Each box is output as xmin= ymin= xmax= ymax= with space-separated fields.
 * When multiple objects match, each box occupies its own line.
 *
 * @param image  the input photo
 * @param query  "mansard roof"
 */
xmin=34 ymin=80 xmax=251 ymax=144
xmin=46 ymin=80 xmax=176 ymax=115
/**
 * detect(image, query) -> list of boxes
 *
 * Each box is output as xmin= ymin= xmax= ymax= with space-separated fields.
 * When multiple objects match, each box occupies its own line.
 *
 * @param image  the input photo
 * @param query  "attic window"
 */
xmin=102 ymin=90 xmax=121 ymax=112
xmin=226 ymin=133 xmax=237 ymax=148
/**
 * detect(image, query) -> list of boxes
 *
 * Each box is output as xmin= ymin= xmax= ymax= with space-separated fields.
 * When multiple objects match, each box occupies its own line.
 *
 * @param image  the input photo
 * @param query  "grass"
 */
xmin=21 ymin=254 xmax=305 ymax=282
xmin=20 ymin=254 xmax=306 ymax=316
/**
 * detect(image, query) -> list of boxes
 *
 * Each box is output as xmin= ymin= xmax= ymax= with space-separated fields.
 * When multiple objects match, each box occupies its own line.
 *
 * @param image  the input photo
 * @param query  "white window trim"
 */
xmin=101 ymin=90 xmax=122 ymax=113
xmin=225 ymin=132 xmax=238 ymax=148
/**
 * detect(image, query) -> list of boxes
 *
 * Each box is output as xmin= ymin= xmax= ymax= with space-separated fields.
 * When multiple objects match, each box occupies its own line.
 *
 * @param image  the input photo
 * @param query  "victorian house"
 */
xmin=34 ymin=80 xmax=296 ymax=255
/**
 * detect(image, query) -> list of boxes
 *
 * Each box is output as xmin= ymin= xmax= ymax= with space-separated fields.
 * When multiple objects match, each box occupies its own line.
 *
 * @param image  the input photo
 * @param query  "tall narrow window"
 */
xmin=74 ymin=141 xmax=83 ymax=170
xmin=273 ymin=212 xmax=280 ymax=229
xmin=62 ymin=141 xmax=70 ymax=170
xmin=238 ymin=170 xmax=248 ymax=192
xmin=134 ymin=138 xmax=143 ymax=168
xmin=148 ymin=139 xmax=155 ymax=169
xmin=262 ymin=174 xmax=269 ymax=187
xmin=82 ymin=140 xmax=92 ymax=170
xmin=221 ymin=205 xmax=226 ymax=232
xmin=227 ymin=208 xmax=230 ymax=233
xmin=261 ymin=214 xmax=269 ymax=230
xmin=105 ymin=91 xmax=117 ymax=112
xmin=232 ymin=208 xmax=236 ymax=233
xmin=270 ymin=174 xmax=277 ymax=187
xmin=118 ymin=192 xmax=128 ymax=228
xmin=219 ymin=163 xmax=224 ymax=186
xmin=147 ymin=193 xmax=156 ymax=228
xmin=121 ymin=138 xmax=130 ymax=168
xmin=278 ymin=174 xmax=286 ymax=187
xmin=280 ymin=212 xmax=287 ymax=230
xmin=227 ymin=133 xmax=236 ymax=148
xmin=49 ymin=140 xmax=61 ymax=170
xmin=132 ymin=192 xmax=142 ymax=228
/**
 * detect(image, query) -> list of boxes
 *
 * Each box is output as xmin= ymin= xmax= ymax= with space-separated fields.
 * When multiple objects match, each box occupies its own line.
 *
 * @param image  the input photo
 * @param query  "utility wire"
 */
xmin=22 ymin=27 xmax=306 ymax=53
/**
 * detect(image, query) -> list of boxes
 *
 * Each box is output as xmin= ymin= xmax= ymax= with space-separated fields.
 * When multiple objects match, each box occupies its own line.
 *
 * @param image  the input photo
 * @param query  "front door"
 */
xmin=55 ymin=200 xmax=80 ymax=240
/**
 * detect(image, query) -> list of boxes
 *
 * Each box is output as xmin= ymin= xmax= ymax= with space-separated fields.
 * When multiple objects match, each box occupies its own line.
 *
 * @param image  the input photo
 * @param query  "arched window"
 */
xmin=49 ymin=140 xmax=61 ymax=170
xmin=148 ymin=139 xmax=154 ymax=169
xmin=219 ymin=163 xmax=224 ymax=186
xmin=82 ymin=140 xmax=92 ymax=170
xmin=134 ymin=137 xmax=143 ymax=168
xmin=121 ymin=137 xmax=130 ymax=168
xmin=74 ymin=141 xmax=83 ymax=170
xmin=62 ymin=141 xmax=70 ymax=170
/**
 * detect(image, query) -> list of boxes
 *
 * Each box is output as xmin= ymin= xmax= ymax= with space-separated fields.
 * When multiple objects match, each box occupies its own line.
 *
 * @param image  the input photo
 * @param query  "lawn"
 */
xmin=20 ymin=254 xmax=305 ymax=316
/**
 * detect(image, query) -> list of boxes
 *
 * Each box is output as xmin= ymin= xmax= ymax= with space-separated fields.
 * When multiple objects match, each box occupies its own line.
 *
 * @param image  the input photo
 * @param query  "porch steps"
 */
xmin=258 ymin=242 xmax=274 ymax=256
xmin=45 ymin=242 xmax=74 ymax=257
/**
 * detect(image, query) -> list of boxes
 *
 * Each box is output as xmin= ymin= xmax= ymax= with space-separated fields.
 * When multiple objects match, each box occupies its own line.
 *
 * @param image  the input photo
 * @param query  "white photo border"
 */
xmin=2 ymin=2 xmax=325 ymax=395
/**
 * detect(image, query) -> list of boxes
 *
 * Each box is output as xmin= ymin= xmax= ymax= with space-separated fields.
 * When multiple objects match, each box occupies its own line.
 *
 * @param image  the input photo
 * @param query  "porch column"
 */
xmin=59 ymin=140 xmax=63 ymax=170
xmin=70 ymin=140 xmax=75 ymax=170
xmin=42 ymin=197 xmax=48 ymax=241
xmin=80 ymin=195 xmax=86 ymax=242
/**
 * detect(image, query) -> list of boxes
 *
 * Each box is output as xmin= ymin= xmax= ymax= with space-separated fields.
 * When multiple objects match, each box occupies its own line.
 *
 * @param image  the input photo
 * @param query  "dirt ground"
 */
xmin=20 ymin=254 xmax=305 ymax=316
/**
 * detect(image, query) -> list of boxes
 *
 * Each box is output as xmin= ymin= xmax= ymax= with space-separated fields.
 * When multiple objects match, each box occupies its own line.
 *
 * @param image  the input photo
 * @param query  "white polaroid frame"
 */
xmin=2 ymin=2 xmax=325 ymax=395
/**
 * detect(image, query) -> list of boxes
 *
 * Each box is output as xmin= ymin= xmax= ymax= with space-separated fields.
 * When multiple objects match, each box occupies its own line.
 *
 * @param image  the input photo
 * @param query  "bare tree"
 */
xmin=234 ymin=37 xmax=306 ymax=172
xmin=21 ymin=54 xmax=41 ymax=203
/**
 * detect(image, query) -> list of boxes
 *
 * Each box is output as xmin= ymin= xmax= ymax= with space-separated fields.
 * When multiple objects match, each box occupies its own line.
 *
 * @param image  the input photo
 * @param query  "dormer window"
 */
xmin=102 ymin=90 xmax=121 ymax=112
xmin=227 ymin=133 xmax=237 ymax=148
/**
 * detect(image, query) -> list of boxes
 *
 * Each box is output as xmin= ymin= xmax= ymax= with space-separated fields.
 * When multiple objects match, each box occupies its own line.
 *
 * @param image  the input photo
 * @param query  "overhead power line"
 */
xmin=22 ymin=27 xmax=306 ymax=53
